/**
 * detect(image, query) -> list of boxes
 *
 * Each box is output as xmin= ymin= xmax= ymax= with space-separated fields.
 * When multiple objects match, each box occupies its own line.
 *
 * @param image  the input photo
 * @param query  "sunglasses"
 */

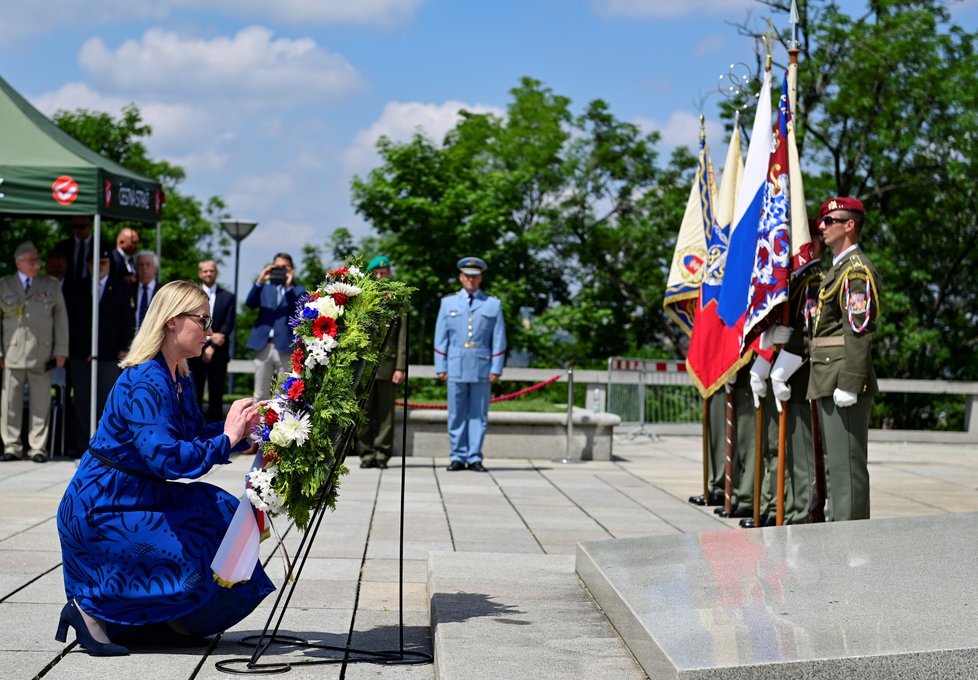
xmin=179 ymin=313 xmax=213 ymax=331
xmin=821 ymin=215 xmax=851 ymax=226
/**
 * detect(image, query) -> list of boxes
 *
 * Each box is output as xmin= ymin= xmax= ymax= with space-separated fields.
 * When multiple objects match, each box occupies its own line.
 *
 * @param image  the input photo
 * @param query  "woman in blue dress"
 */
xmin=56 ymin=280 xmax=275 ymax=656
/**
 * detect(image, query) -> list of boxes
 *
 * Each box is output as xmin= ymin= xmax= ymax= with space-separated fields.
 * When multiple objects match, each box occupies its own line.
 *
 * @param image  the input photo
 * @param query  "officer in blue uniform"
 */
xmin=434 ymin=257 xmax=506 ymax=472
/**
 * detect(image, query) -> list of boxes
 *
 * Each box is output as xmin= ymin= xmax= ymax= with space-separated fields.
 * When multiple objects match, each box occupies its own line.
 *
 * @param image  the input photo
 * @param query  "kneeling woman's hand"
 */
xmin=223 ymin=398 xmax=260 ymax=447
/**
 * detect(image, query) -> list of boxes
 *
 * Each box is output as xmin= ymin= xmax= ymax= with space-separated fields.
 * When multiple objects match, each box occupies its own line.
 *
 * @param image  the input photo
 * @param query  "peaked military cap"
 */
xmin=457 ymin=257 xmax=487 ymax=275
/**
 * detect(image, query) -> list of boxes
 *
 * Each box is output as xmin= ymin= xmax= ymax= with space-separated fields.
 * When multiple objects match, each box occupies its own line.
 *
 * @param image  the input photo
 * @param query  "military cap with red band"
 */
xmin=819 ymin=196 xmax=865 ymax=218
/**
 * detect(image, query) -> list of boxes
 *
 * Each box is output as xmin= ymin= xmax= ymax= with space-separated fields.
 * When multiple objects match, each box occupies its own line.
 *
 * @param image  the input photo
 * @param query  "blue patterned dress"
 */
xmin=57 ymin=353 xmax=274 ymax=636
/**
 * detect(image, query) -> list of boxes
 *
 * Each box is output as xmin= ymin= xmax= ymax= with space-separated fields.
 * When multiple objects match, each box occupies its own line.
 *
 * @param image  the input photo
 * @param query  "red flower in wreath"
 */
xmin=312 ymin=316 xmax=338 ymax=339
xmin=287 ymin=379 xmax=305 ymax=401
xmin=291 ymin=345 xmax=306 ymax=373
xmin=264 ymin=409 xmax=279 ymax=426
xmin=307 ymin=291 xmax=320 ymax=301
xmin=331 ymin=292 xmax=349 ymax=306
xmin=328 ymin=266 xmax=349 ymax=278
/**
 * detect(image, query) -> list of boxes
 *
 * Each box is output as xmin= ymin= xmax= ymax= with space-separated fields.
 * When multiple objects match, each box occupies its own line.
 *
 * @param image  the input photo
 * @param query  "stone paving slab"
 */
xmin=428 ymin=551 xmax=647 ymax=680
xmin=0 ymin=435 xmax=975 ymax=679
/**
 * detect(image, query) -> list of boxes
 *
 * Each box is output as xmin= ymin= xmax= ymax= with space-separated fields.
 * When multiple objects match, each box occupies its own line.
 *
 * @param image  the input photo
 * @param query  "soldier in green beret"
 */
xmin=357 ymin=256 xmax=408 ymax=469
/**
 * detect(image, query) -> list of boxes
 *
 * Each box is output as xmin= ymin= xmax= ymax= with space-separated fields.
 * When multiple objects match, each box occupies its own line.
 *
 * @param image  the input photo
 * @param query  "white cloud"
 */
xmin=78 ymin=26 xmax=364 ymax=106
xmin=344 ymin=100 xmax=504 ymax=173
xmin=30 ymin=82 xmax=222 ymax=160
xmin=0 ymin=0 xmax=423 ymax=41
xmin=183 ymin=0 xmax=425 ymax=28
xmin=634 ymin=110 xmax=726 ymax=153
xmin=591 ymin=0 xmax=753 ymax=19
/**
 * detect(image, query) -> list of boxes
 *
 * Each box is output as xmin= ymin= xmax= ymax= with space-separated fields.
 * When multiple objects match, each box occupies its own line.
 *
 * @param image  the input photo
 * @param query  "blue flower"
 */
xmin=301 ymin=306 xmax=319 ymax=320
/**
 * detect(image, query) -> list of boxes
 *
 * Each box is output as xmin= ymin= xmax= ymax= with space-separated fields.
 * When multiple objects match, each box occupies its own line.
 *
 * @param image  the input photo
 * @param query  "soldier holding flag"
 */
xmin=806 ymin=197 xmax=880 ymax=521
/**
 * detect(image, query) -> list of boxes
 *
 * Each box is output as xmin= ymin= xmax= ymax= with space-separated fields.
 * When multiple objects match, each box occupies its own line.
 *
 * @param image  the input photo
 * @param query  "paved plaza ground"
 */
xmin=2 ymin=433 xmax=976 ymax=679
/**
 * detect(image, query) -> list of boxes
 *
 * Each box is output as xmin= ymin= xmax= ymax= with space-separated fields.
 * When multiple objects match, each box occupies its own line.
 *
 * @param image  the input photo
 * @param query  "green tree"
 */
xmin=737 ymin=0 xmax=978 ymax=427
xmin=350 ymin=77 xmax=693 ymax=367
xmin=52 ymin=104 xmax=228 ymax=281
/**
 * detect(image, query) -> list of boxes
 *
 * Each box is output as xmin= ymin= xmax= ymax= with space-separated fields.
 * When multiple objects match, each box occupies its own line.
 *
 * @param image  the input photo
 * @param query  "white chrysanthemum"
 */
xmin=269 ymin=411 xmax=311 ymax=447
xmin=325 ymin=281 xmax=362 ymax=298
xmin=348 ymin=265 xmax=364 ymax=278
xmin=305 ymin=350 xmax=330 ymax=369
xmin=310 ymin=296 xmax=343 ymax=319
xmin=246 ymin=465 xmax=284 ymax=514
xmin=304 ymin=337 xmax=335 ymax=367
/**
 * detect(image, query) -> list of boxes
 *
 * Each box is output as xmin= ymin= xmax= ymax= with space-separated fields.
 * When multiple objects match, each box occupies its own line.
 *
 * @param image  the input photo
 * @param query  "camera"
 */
xmin=268 ymin=266 xmax=287 ymax=285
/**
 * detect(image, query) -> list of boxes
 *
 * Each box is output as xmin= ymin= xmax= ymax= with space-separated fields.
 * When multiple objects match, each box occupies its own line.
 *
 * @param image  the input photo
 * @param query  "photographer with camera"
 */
xmin=244 ymin=253 xmax=305 ymax=400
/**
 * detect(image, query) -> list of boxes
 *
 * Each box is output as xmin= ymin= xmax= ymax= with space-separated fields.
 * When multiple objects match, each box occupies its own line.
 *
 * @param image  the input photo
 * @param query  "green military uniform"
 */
xmin=358 ymin=313 xmax=408 ymax=467
xmin=707 ymin=391 xmax=726 ymax=496
xmin=807 ymin=246 xmax=879 ymax=521
xmin=729 ymin=362 xmax=757 ymax=514
xmin=761 ymin=264 xmax=824 ymax=525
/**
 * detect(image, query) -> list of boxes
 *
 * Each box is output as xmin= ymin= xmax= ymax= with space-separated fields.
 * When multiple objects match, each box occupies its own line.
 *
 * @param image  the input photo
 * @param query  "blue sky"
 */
xmin=2 ymin=0 xmax=976 ymax=294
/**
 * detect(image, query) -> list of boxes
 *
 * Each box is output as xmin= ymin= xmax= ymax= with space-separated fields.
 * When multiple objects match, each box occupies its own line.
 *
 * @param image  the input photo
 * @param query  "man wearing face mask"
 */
xmin=806 ymin=197 xmax=880 ymax=522
xmin=434 ymin=257 xmax=506 ymax=473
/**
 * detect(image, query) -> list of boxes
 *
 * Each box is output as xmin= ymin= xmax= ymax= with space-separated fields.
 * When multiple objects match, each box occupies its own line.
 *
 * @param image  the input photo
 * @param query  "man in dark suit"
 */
xmin=245 ymin=253 xmax=305 ymax=400
xmin=130 ymin=250 xmax=159 ymax=334
xmin=188 ymin=259 xmax=236 ymax=422
xmin=110 ymin=227 xmax=140 ymax=285
xmin=54 ymin=216 xmax=93 ymax=284
xmin=65 ymin=245 xmax=133 ymax=455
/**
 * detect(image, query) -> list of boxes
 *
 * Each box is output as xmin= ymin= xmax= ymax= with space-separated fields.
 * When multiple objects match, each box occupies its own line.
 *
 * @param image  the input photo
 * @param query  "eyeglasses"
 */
xmin=821 ymin=215 xmax=851 ymax=226
xmin=179 ymin=313 xmax=213 ymax=331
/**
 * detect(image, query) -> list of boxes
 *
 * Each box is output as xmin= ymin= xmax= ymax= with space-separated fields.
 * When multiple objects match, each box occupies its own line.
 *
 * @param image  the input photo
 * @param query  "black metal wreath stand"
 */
xmin=216 ymin=316 xmax=431 ymax=674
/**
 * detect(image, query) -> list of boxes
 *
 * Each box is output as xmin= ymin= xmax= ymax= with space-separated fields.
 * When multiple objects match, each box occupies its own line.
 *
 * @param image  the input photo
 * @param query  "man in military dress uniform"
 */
xmin=358 ymin=256 xmax=408 ymax=469
xmin=434 ymin=257 xmax=506 ymax=472
xmin=807 ymin=197 xmax=880 ymax=521
xmin=0 ymin=242 xmax=69 ymax=462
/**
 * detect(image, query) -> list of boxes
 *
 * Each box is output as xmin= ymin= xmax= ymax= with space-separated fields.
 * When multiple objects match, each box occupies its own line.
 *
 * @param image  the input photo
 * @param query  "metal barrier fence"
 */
xmin=606 ymin=358 xmax=699 ymax=425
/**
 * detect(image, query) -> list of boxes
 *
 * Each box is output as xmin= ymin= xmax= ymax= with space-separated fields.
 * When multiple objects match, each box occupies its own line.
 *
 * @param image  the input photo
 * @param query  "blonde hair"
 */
xmin=120 ymin=280 xmax=208 ymax=377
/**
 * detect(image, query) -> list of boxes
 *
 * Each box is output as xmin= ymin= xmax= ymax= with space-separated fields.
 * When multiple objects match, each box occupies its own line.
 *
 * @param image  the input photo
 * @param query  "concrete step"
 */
xmin=428 ymin=551 xmax=646 ymax=679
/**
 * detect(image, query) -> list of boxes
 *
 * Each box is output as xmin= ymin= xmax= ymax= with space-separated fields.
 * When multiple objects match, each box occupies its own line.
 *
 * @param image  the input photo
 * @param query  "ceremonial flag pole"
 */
xmin=776 ymin=0 xmax=818 ymax=525
xmin=664 ymin=117 xmax=716 ymax=499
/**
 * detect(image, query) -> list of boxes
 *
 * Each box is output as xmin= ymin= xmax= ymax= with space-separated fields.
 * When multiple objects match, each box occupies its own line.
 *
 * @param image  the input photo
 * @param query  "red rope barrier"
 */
xmin=395 ymin=374 xmax=562 ymax=410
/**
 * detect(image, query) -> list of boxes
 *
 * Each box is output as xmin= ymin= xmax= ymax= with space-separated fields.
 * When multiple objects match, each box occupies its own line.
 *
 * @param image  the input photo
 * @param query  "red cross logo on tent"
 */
xmin=52 ymin=175 xmax=79 ymax=205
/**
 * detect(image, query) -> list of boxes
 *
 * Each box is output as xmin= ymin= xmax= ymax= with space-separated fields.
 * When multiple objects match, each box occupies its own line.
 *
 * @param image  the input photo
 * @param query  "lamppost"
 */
xmin=220 ymin=219 xmax=258 ymax=394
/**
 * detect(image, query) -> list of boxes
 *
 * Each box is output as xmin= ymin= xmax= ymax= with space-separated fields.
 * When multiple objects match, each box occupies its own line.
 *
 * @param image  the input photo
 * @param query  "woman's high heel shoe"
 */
xmin=55 ymin=601 xmax=129 ymax=656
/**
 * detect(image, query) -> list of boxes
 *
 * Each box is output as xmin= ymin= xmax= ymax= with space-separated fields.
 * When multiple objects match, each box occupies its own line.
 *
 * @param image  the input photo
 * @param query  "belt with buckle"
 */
xmin=463 ymin=342 xmax=484 ymax=349
xmin=811 ymin=336 xmax=845 ymax=348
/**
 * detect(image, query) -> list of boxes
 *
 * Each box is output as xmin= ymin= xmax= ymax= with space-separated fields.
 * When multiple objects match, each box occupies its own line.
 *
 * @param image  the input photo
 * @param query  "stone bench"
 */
xmin=392 ymin=407 xmax=621 ymax=461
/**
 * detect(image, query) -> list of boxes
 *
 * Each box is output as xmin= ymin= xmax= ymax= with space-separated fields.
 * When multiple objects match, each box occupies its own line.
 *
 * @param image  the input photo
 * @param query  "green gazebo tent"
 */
xmin=0 ymin=73 xmax=164 ymax=436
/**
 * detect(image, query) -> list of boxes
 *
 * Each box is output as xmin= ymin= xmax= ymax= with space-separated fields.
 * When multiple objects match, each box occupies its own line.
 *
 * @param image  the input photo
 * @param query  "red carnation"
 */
xmin=328 ymin=266 xmax=349 ymax=278
xmin=287 ymin=379 xmax=305 ymax=401
xmin=264 ymin=409 xmax=279 ymax=426
xmin=312 ymin=316 xmax=338 ymax=339
xmin=291 ymin=345 xmax=306 ymax=373
xmin=331 ymin=292 xmax=348 ymax=306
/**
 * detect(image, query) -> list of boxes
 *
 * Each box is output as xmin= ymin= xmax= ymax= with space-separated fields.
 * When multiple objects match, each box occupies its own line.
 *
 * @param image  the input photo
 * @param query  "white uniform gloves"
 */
xmin=760 ymin=324 xmax=793 ymax=350
xmin=770 ymin=350 xmax=805 ymax=413
xmin=833 ymin=388 xmax=858 ymax=408
xmin=748 ymin=356 xmax=771 ymax=408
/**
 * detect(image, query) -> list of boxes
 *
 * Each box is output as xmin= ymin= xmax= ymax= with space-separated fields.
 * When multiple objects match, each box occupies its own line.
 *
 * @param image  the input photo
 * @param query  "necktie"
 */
xmin=75 ymin=240 xmax=85 ymax=280
xmin=24 ymin=278 xmax=31 ymax=295
xmin=468 ymin=294 xmax=474 ymax=306
xmin=138 ymin=284 xmax=149 ymax=326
